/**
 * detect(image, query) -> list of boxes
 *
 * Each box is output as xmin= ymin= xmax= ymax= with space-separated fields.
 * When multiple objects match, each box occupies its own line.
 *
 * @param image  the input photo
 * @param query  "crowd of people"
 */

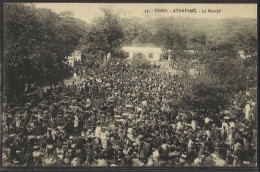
xmin=2 ymin=59 xmax=257 ymax=167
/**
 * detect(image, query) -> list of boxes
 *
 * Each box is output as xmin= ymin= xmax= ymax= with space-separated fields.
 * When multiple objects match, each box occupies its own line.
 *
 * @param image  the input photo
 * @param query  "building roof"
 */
xmin=122 ymin=46 xmax=162 ymax=53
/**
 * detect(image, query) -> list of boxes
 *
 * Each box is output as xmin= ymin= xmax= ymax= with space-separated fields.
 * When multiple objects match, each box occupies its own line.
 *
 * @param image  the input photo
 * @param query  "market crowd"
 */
xmin=2 ymin=59 xmax=257 ymax=167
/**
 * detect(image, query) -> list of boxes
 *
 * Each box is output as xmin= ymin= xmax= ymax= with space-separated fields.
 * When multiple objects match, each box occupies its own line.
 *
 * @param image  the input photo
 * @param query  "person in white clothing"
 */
xmin=191 ymin=119 xmax=197 ymax=130
xmin=100 ymin=127 xmax=109 ymax=150
xmin=73 ymin=115 xmax=79 ymax=128
xmin=73 ymin=72 xmax=77 ymax=81
xmin=152 ymin=148 xmax=159 ymax=166
xmin=94 ymin=122 xmax=102 ymax=138
xmin=222 ymin=117 xmax=230 ymax=131
xmin=244 ymin=103 xmax=251 ymax=120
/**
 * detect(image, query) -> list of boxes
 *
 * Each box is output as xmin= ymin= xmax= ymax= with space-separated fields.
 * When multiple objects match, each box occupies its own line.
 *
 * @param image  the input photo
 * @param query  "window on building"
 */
xmin=149 ymin=53 xmax=154 ymax=59
xmin=137 ymin=53 xmax=143 ymax=59
xmin=134 ymin=53 xmax=143 ymax=59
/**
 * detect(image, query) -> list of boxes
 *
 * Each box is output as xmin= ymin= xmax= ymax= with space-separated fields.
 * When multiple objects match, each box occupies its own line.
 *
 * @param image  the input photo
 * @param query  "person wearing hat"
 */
xmin=137 ymin=136 xmax=147 ymax=162
xmin=232 ymin=142 xmax=244 ymax=167
xmin=64 ymin=147 xmax=73 ymax=165
xmin=122 ymin=151 xmax=133 ymax=167
xmin=96 ymin=153 xmax=108 ymax=166
xmin=73 ymin=114 xmax=80 ymax=129
xmin=42 ymin=145 xmax=57 ymax=166
xmin=179 ymin=152 xmax=188 ymax=166
xmin=226 ymin=148 xmax=235 ymax=166
xmin=127 ymin=128 xmax=136 ymax=142
xmin=221 ymin=125 xmax=228 ymax=144
xmin=71 ymin=149 xmax=83 ymax=166
xmin=152 ymin=148 xmax=160 ymax=166
xmin=100 ymin=127 xmax=109 ymax=150
xmin=109 ymin=136 xmax=119 ymax=151
xmin=54 ymin=142 xmax=65 ymax=164
xmin=32 ymin=146 xmax=42 ymax=166
xmin=187 ymin=138 xmax=196 ymax=153
xmin=24 ymin=150 xmax=34 ymax=167
xmin=14 ymin=116 xmax=22 ymax=130
xmin=209 ymin=145 xmax=227 ymax=166
xmin=160 ymin=137 xmax=170 ymax=161
xmin=234 ymin=129 xmax=244 ymax=144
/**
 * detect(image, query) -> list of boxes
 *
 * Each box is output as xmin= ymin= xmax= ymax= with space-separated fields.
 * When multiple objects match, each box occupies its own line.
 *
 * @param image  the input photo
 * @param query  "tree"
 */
xmin=180 ymin=75 xmax=230 ymax=114
xmin=153 ymin=27 xmax=173 ymax=59
xmin=153 ymin=27 xmax=188 ymax=60
xmin=3 ymin=3 xmax=86 ymax=102
xmin=154 ymin=27 xmax=169 ymax=48
xmin=59 ymin=10 xmax=74 ymax=18
xmin=83 ymin=8 xmax=125 ymax=62
xmin=190 ymin=32 xmax=207 ymax=50
xmin=120 ymin=18 xmax=140 ymax=46
xmin=243 ymin=33 xmax=257 ymax=57
xmin=229 ymin=32 xmax=257 ymax=57
xmin=206 ymin=43 xmax=247 ymax=93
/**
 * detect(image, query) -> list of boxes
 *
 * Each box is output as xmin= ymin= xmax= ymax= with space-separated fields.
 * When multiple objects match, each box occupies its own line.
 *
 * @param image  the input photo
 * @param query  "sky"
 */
xmin=33 ymin=3 xmax=257 ymax=23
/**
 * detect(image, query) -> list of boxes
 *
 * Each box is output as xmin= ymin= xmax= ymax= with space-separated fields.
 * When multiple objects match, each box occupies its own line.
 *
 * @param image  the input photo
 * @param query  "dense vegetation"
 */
xmin=3 ymin=3 xmax=86 ymax=101
xmin=129 ymin=17 xmax=257 ymax=52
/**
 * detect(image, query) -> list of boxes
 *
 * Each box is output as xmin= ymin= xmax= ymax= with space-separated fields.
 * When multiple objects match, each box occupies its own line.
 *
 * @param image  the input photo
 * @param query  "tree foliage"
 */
xmin=179 ymin=75 xmax=230 ymax=113
xmin=3 ymin=3 xmax=86 ymax=101
xmin=206 ymin=45 xmax=247 ymax=93
xmin=83 ymin=9 xmax=125 ymax=57
xmin=123 ymin=17 xmax=256 ymax=52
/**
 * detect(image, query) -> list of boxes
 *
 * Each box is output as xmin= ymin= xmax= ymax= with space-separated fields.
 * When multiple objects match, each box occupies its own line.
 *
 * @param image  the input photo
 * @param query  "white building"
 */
xmin=122 ymin=46 xmax=164 ymax=62
xmin=66 ymin=50 xmax=82 ymax=67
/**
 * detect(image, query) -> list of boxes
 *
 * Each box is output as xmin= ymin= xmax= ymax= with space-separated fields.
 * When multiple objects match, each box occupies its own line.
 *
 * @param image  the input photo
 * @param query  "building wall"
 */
xmin=66 ymin=50 xmax=82 ymax=67
xmin=122 ymin=46 xmax=163 ymax=62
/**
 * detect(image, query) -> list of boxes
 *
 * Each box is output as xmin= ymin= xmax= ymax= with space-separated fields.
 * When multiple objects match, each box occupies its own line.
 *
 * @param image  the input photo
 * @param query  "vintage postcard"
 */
xmin=1 ymin=2 xmax=258 ymax=170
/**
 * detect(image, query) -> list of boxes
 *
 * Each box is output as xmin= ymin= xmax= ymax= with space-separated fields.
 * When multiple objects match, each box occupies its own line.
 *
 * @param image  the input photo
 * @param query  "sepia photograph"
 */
xmin=1 ymin=2 xmax=258 ymax=169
